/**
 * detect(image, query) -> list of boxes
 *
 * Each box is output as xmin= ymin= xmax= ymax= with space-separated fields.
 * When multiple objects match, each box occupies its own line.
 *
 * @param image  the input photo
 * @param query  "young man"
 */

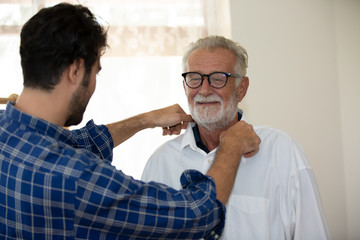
xmin=0 ymin=5 xmax=261 ymax=239
xmin=142 ymin=36 xmax=331 ymax=239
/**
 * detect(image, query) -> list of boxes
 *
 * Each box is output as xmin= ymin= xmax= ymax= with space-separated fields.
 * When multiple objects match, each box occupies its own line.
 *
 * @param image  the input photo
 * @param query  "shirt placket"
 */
xmin=201 ymin=152 xmax=215 ymax=173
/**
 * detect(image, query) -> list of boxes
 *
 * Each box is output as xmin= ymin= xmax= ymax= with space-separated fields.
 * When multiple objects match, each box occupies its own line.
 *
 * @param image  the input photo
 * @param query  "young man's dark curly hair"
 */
xmin=20 ymin=3 xmax=108 ymax=90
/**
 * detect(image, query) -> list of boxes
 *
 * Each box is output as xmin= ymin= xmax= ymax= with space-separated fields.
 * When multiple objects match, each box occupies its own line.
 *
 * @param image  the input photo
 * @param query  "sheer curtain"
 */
xmin=0 ymin=0 xmax=231 ymax=179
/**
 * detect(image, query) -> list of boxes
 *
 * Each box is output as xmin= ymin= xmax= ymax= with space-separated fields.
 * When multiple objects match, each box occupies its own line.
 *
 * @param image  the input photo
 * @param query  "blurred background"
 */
xmin=1 ymin=0 xmax=359 ymax=239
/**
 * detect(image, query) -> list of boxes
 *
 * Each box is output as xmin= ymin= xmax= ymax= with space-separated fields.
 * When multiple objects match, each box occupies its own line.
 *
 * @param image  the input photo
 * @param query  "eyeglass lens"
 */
xmin=185 ymin=72 xmax=228 ymax=88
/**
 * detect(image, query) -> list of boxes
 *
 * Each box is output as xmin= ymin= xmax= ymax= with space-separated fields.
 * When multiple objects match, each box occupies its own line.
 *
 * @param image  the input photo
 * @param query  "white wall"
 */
xmin=229 ymin=0 xmax=360 ymax=239
xmin=334 ymin=1 xmax=360 ymax=239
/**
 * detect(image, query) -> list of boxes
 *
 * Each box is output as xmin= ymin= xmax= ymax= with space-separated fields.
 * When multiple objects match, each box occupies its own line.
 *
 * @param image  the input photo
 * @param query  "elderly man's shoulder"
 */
xmin=252 ymin=124 xmax=310 ymax=168
xmin=253 ymin=125 xmax=295 ymax=144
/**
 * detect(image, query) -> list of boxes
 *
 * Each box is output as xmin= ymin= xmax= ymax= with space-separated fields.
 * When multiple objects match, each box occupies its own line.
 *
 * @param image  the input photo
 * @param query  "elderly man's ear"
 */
xmin=236 ymin=76 xmax=249 ymax=102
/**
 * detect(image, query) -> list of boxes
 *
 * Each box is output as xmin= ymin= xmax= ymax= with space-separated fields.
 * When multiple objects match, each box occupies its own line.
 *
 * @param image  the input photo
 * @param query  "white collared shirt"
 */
xmin=141 ymin=115 xmax=331 ymax=240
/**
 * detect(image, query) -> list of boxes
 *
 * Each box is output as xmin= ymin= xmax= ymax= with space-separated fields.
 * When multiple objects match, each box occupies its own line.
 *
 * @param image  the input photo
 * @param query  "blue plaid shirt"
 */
xmin=0 ymin=103 xmax=225 ymax=239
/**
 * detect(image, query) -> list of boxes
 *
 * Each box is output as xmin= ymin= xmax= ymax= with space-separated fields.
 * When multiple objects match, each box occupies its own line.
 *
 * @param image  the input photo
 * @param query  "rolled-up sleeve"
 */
xmin=71 ymin=120 xmax=113 ymax=161
xmin=179 ymin=170 xmax=225 ymax=239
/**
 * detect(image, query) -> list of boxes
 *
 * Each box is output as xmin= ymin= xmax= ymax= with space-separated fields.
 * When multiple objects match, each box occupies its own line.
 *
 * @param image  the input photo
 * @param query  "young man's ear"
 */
xmin=236 ymin=76 xmax=249 ymax=102
xmin=67 ymin=58 xmax=85 ymax=85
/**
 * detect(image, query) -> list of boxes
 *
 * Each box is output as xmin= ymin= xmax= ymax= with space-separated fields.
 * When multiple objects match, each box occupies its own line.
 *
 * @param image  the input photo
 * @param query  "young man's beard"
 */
xmin=64 ymin=74 xmax=91 ymax=127
xmin=189 ymin=92 xmax=239 ymax=131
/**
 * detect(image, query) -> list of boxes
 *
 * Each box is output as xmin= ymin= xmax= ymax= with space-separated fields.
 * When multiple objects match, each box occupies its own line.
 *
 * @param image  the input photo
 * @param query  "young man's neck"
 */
xmin=15 ymin=86 xmax=70 ymax=126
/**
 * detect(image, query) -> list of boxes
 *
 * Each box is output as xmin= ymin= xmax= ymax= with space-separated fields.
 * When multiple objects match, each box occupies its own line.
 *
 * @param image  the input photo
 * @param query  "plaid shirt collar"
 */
xmin=2 ymin=102 xmax=76 ymax=145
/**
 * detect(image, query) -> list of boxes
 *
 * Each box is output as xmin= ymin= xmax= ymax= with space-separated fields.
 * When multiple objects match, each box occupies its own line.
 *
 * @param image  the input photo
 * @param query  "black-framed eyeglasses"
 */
xmin=182 ymin=72 xmax=242 ymax=89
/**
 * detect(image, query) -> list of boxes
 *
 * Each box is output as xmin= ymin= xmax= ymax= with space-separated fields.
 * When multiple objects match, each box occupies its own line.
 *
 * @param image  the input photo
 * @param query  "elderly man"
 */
xmin=0 ymin=4 xmax=261 ymax=239
xmin=142 ymin=36 xmax=331 ymax=239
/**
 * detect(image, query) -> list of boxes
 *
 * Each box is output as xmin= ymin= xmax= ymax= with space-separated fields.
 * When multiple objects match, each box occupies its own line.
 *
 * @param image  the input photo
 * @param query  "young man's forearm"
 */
xmin=106 ymin=104 xmax=192 ymax=147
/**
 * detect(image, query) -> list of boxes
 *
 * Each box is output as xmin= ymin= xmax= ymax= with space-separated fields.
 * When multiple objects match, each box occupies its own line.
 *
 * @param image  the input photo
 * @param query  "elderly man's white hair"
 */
xmin=182 ymin=35 xmax=248 ymax=86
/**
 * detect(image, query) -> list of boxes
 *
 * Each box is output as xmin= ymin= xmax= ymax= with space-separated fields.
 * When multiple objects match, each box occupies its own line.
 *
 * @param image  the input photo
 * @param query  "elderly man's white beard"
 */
xmin=188 ymin=93 xmax=239 ymax=131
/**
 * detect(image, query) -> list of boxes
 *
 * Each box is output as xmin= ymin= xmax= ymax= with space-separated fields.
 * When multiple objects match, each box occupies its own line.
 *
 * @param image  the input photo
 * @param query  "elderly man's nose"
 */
xmin=198 ymin=76 xmax=213 ymax=95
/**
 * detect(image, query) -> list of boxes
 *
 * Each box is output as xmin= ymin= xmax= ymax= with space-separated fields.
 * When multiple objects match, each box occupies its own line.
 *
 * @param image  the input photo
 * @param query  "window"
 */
xmin=0 ymin=0 xmax=231 ymax=179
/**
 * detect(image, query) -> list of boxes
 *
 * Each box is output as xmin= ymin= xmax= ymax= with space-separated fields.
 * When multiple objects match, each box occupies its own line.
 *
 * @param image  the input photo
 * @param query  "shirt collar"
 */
xmin=181 ymin=122 xmax=198 ymax=151
xmin=2 ymin=102 xmax=76 ymax=145
xmin=180 ymin=109 xmax=244 ymax=154
xmin=192 ymin=111 xmax=243 ymax=153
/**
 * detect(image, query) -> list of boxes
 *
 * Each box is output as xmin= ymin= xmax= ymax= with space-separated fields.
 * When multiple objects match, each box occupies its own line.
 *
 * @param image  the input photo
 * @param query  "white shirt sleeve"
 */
xmin=294 ymin=168 xmax=331 ymax=240
xmin=290 ymin=139 xmax=331 ymax=240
